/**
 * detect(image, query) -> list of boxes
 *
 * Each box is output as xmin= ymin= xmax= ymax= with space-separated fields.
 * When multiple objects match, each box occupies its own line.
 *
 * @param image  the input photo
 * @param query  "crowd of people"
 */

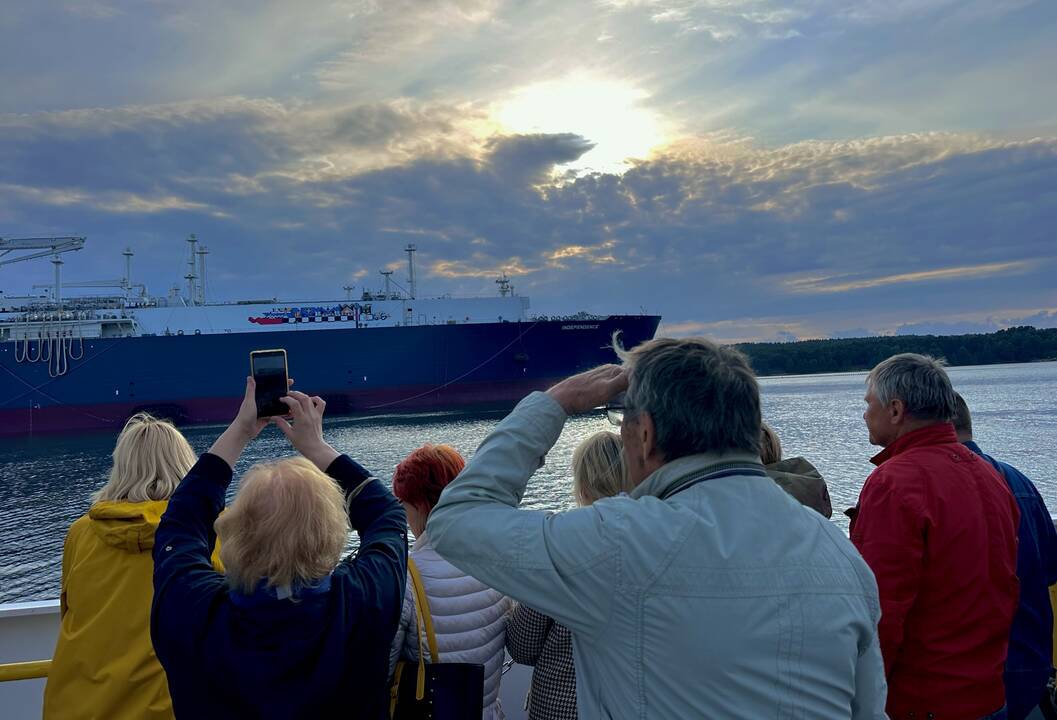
xmin=41 ymin=337 xmax=1056 ymax=719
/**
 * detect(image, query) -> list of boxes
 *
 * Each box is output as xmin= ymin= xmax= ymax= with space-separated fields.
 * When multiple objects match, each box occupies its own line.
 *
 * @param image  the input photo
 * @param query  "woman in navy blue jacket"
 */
xmin=150 ymin=380 xmax=407 ymax=719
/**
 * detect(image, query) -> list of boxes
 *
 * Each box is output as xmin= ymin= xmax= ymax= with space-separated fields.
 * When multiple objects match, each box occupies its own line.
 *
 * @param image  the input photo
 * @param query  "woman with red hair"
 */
xmin=389 ymin=444 xmax=511 ymax=719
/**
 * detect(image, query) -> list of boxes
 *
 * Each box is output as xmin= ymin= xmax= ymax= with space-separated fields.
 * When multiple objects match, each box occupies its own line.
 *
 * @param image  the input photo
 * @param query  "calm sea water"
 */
xmin=2 ymin=361 xmax=1055 ymax=604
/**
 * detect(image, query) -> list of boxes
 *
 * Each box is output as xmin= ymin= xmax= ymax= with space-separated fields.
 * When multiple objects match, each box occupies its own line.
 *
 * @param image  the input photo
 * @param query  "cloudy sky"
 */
xmin=2 ymin=0 xmax=1055 ymax=341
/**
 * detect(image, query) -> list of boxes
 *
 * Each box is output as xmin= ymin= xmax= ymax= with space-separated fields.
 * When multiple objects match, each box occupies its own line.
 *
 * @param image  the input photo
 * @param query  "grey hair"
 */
xmin=615 ymin=336 xmax=761 ymax=459
xmin=866 ymin=353 xmax=957 ymax=422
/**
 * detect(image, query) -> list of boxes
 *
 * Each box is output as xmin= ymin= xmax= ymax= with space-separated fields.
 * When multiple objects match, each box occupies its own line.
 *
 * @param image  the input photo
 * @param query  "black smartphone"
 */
xmin=250 ymin=349 xmax=289 ymax=418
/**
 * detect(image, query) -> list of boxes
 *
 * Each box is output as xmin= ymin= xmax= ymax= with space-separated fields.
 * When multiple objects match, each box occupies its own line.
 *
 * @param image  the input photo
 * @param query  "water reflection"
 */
xmin=2 ymin=362 xmax=1054 ymax=603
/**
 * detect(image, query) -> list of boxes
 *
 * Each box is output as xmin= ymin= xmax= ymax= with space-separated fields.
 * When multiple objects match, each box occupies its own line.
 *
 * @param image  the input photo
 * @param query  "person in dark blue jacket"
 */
xmin=151 ymin=379 xmax=407 ymax=719
xmin=954 ymin=392 xmax=1057 ymax=720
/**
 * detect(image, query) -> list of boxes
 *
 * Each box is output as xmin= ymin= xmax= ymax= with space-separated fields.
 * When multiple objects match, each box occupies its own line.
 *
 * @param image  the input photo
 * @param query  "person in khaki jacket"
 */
xmin=429 ymin=336 xmax=887 ymax=719
xmin=44 ymin=413 xmax=220 ymax=720
xmin=759 ymin=422 xmax=833 ymax=518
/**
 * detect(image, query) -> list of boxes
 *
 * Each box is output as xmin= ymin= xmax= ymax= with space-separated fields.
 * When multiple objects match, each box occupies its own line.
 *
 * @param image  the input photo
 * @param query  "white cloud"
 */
xmin=0 ymin=183 xmax=223 ymax=216
xmin=783 ymin=261 xmax=1035 ymax=294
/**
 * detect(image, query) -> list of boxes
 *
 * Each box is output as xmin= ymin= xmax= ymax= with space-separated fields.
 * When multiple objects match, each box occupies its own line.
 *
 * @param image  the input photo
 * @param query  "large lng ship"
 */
xmin=0 ymin=236 xmax=661 ymax=436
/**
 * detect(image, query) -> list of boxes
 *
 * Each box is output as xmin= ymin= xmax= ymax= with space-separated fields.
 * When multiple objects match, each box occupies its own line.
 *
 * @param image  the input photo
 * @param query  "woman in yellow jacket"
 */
xmin=43 ymin=413 xmax=217 ymax=720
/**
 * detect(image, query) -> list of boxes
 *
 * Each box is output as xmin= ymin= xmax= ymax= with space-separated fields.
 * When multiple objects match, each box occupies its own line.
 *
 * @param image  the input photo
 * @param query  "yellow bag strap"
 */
xmin=407 ymin=557 xmax=441 ymax=701
xmin=389 ymin=661 xmax=405 ymax=717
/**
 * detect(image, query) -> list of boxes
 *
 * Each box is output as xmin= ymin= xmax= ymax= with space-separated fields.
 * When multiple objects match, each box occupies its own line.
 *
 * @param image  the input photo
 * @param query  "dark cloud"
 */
xmin=2 ymin=98 xmax=1055 ymax=339
xmin=486 ymin=134 xmax=595 ymax=186
xmin=0 ymin=99 xmax=293 ymax=191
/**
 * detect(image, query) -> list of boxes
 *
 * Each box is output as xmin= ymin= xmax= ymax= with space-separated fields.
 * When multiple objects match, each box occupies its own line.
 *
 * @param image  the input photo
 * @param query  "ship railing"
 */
xmin=0 ymin=660 xmax=50 ymax=682
xmin=0 ymin=598 xmax=58 ymax=716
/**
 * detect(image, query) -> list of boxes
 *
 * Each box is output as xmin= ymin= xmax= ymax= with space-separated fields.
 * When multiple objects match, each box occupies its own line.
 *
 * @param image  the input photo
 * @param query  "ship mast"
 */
xmin=195 ymin=244 xmax=209 ymax=305
xmin=404 ymin=244 xmax=417 ymax=300
xmin=184 ymin=234 xmax=199 ymax=306
xmin=122 ymin=247 xmax=134 ymax=297
xmin=51 ymin=254 xmax=64 ymax=306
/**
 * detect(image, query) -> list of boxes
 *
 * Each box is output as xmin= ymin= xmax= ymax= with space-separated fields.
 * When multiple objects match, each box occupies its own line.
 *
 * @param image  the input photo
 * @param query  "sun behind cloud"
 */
xmin=495 ymin=71 xmax=669 ymax=175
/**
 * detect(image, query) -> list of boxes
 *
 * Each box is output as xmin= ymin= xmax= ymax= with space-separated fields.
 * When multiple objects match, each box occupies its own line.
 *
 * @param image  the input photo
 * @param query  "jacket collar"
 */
xmin=630 ymin=450 xmax=764 ymax=501
xmin=962 ymin=439 xmax=985 ymax=456
xmin=412 ymin=529 xmax=433 ymax=552
xmin=869 ymin=422 xmax=958 ymax=466
xmin=230 ymin=574 xmax=333 ymax=608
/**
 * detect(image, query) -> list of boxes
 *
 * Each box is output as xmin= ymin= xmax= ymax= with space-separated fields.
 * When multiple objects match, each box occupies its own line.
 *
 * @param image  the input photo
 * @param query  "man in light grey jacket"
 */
xmin=429 ymin=337 xmax=887 ymax=718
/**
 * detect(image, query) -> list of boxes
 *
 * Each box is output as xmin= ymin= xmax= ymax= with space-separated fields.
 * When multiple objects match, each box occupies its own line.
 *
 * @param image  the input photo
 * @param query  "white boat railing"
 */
xmin=0 ymin=599 xmax=59 ymax=718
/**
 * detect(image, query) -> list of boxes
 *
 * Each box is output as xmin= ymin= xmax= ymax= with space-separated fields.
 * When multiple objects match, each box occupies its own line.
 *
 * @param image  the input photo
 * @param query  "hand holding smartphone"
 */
xmin=250 ymin=349 xmax=289 ymax=418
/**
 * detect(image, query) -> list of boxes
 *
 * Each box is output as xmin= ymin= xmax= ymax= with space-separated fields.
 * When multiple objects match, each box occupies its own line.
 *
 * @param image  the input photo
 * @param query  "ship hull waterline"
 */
xmin=0 ymin=316 xmax=661 ymax=436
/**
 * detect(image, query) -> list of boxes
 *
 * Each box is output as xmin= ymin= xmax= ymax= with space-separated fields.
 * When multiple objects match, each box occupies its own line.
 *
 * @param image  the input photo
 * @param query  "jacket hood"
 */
xmin=88 ymin=500 xmax=168 ymax=554
xmin=766 ymin=456 xmax=822 ymax=480
xmin=765 ymin=457 xmax=832 ymax=518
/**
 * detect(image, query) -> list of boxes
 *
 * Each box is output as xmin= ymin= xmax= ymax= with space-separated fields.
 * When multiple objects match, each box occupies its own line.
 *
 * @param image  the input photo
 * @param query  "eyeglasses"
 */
xmin=605 ymin=393 xmax=630 ymax=427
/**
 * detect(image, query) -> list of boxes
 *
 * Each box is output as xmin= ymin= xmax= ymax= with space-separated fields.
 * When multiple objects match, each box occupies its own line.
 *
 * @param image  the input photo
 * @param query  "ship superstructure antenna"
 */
xmin=343 ymin=285 xmax=354 ymax=302
xmin=380 ymin=270 xmax=394 ymax=299
xmin=404 ymin=244 xmax=417 ymax=300
xmin=195 ymin=244 xmax=209 ymax=305
xmin=184 ymin=234 xmax=199 ymax=305
xmin=496 ymin=271 xmax=514 ymax=297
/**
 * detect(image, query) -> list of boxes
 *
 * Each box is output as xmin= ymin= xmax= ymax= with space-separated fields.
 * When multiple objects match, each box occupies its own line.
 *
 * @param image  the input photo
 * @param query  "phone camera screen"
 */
xmin=252 ymin=352 xmax=288 ymax=417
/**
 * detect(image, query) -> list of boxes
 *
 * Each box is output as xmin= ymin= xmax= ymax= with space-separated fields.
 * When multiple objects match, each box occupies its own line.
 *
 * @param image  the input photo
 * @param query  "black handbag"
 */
xmin=390 ymin=557 xmax=485 ymax=719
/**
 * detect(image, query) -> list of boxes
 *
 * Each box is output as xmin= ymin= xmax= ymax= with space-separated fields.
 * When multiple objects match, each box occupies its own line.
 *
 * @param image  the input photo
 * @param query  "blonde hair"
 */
xmin=92 ymin=413 xmax=196 ymax=504
xmin=572 ymin=431 xmax=630 ymax=506
xmin=215 ymin=457 xmax=349 ymax=595
xmin=759 ymin=423 xmax=782 ymax=465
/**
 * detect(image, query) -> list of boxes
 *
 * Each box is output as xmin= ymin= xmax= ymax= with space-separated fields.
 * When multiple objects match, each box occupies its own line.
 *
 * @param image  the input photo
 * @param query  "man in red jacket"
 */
xmin=851 ymin=353 xmax=1019 ymax=720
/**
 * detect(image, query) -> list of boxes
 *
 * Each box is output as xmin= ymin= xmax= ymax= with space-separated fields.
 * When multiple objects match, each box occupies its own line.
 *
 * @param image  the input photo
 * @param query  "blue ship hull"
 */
xmin=0 ymin=315 xmax=660 ymax=435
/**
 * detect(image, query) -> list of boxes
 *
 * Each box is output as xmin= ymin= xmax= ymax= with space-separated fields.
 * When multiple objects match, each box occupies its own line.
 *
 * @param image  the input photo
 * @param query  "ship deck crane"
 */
xmin=0 ymin=236 xmax=86 ymax=304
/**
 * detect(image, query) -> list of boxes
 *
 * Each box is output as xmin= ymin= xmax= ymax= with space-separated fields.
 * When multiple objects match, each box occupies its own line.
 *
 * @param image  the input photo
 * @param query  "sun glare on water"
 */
xmin=496 ymin=72 xmax=668 ymax=176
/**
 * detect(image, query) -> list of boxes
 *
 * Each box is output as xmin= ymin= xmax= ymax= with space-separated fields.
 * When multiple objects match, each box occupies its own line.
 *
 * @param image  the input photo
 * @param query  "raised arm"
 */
xmin=151 ymin=452 xmax=232 ymax=661
xmin=275 ymin=390 xmax=408 ymax=628
xmin=327 ymin=453 xmax=408 ymax=626
xmin=152 ymin=377 xmax=285 ymax=659
xmin=427 ymin=366 xmax=629 ymax=638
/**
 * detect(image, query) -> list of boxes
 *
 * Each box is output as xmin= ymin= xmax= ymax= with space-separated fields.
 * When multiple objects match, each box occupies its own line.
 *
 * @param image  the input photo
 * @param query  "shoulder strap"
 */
xmin=408 ymin=557 xmax=440 ymax=661
xmin=406 ymin=557 xmax=440 ymax=702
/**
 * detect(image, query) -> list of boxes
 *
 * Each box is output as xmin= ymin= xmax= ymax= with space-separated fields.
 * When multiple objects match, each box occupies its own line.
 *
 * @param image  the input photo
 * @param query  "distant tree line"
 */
xmin=735 ymin=326 xmax=1057 ymax=376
